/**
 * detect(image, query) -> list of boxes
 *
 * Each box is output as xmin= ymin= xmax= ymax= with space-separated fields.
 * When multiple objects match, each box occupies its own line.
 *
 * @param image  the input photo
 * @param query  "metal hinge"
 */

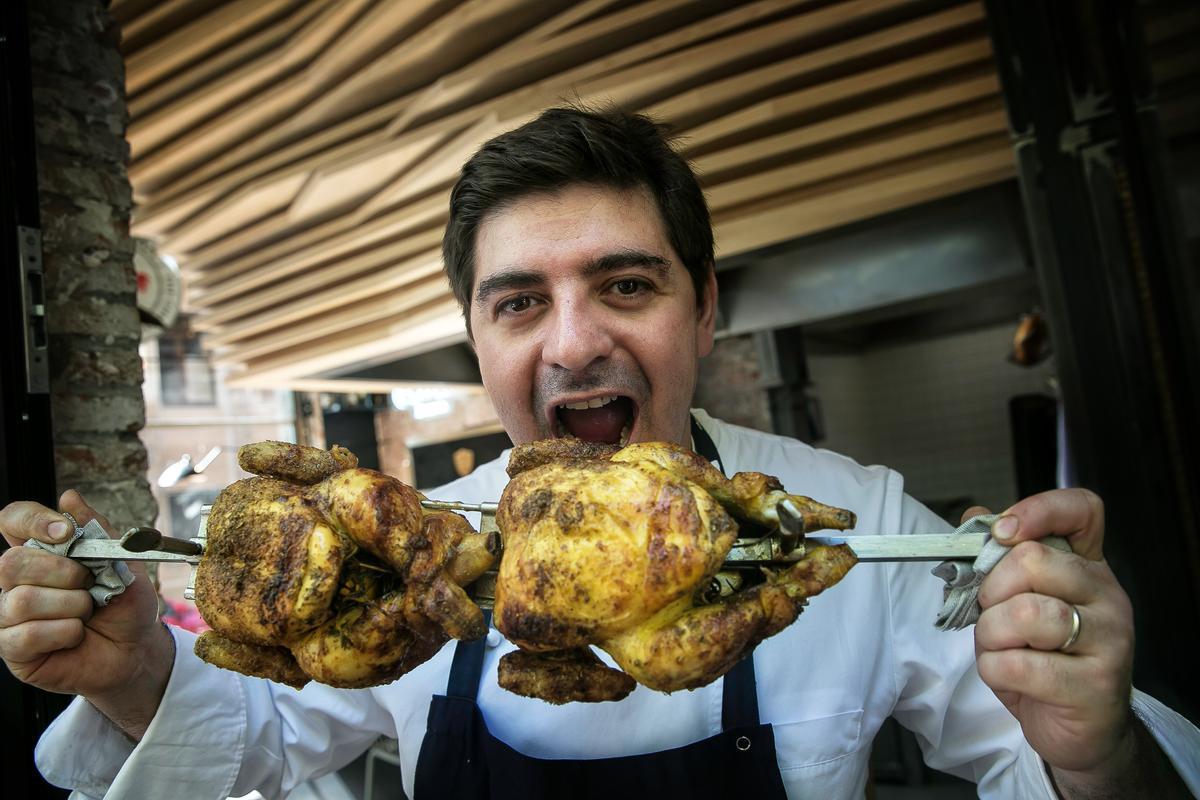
xmin=16 ymin=226 xmax=48 ymax=394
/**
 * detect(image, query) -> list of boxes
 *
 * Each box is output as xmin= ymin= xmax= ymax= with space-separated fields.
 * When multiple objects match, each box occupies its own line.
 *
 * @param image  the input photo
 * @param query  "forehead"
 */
xmin=472 ymin=184 xmax=674 ymax=282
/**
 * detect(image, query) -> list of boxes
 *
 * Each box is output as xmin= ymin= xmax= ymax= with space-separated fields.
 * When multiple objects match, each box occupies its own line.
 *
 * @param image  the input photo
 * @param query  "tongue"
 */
xmin=559 ymin=397 xmax=632 ymax=443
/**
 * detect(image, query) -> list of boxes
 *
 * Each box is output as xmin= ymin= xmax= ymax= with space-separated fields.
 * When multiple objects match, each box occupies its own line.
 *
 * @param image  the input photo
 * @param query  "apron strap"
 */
xmin=447 ymin=609 xmax=492 ymax=699
xmin=689 ymin=416 xmax=724 ymax=476
xmin=689 ymin=415 xmax=762 ymax=732
xmin=721 ymin=657 xmax=760 ymax=730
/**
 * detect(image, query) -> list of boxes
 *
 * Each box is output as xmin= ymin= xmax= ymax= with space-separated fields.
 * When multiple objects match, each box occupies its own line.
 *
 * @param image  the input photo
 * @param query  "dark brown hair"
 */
xmin=443 ymin=105 xmax=713 ymax=333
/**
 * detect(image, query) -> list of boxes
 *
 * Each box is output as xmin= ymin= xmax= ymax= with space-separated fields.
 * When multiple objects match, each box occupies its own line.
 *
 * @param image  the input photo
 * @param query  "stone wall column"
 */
xmin=27 ymin=0 xmax=156 ymax=532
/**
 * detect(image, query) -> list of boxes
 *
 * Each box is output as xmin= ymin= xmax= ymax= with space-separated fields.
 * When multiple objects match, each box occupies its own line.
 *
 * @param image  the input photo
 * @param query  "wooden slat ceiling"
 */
xmin=113 ymin=0 xmax=1016 ymax=388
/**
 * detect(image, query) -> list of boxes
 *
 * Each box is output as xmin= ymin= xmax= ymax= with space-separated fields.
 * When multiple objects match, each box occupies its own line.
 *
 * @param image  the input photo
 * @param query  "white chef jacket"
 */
xmin=35 ymin=410 xmax=1200 ymax=799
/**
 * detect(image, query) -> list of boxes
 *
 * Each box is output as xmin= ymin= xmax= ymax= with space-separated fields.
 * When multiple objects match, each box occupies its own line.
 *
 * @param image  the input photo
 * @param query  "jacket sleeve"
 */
xmin=887 ymin=487 xmax=1200 ymax=796
xmin=35 ymin=625 xmax=393 ymax=800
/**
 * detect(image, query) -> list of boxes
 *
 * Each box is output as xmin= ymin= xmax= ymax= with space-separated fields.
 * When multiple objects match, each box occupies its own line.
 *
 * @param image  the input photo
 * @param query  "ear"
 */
xmin=696 ymin=266 xmax=717 ymax=358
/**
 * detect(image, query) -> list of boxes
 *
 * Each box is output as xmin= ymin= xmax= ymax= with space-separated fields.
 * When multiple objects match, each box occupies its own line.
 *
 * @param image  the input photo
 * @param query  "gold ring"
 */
xmin=1058 ymin=604 xmax=1082 ymax=653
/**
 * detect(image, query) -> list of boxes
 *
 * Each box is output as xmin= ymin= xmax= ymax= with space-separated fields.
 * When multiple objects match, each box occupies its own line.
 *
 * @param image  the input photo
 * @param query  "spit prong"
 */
xmin=777 ymin=498 xmax=805 ymax=555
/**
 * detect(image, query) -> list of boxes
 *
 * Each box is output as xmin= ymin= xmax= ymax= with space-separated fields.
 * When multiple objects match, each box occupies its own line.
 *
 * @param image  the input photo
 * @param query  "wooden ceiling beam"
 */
xmin=210 ymin=275 xmax=452 ymax=363
xmin=117 ymin=0 xmax=225 ymax=56
xmin=112 ymin=0 xmax=1019 ymax=387
xmin=713 ymin=135 xmax=1015 ymax=258
xmin=128 ymin=0 xmax=359 ymax=159
xmin=693 ymin=71 xmax=1001 ymax=182
xmin=389 ymin=0 xmax=750 ymax=134
xmin=162 ymin=128 xmax=446 ymax=259
xmin=193 ymin=245 xmax=444 ymax=336
xmin=194 ymin=234 xmax=444 ymax=332
xmin=126 ymin=0 xmax=307 ymax=98
xmin=128 ymin=0 xmax=332 ymax=119
xmin=128 ymin=0 xmax=462 ymax=194
xmin=223 ymin=297 xmax=467 ymax=386
xmin=188 ymin=194 xmax=446 ymax=300
xmin=360 ymin=0 xmax=929 ymax=226
xmin=704 ymin=105 xmax=1008 ymax=211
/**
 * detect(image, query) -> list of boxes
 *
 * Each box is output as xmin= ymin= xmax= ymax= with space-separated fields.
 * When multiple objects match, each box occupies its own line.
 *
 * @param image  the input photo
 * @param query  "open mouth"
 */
xmin=553 ymin=395 xmax=636 ymax=445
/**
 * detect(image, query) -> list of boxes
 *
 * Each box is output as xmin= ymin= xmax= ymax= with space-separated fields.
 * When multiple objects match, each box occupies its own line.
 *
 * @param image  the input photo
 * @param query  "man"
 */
xmin=2 ymin=107 xmax=1197 ymax=798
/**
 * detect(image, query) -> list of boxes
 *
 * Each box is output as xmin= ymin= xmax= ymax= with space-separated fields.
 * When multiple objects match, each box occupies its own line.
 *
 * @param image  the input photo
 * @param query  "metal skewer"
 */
xmin=58 ymin=499 xmax=993 ymax=611
xmin=66 ymin=534 xmax=205 ymax=563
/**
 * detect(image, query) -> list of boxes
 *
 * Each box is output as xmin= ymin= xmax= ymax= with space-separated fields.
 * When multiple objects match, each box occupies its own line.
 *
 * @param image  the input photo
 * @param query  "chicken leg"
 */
xmin=601 ymin=544 xmax=857 ymax=692
xmin=612 ymin=442 xmax=856 ymax=531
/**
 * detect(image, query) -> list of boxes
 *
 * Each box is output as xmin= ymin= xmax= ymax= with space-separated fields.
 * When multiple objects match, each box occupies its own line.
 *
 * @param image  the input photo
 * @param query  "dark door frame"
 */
xmin=1 ymin=1 xmax=71 ymax=797
xmin=985 ymin=0 xmax=1200 ymax=721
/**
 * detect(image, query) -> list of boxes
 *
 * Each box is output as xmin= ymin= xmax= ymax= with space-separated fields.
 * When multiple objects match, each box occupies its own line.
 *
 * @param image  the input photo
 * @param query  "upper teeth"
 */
xmin=559 ymin=395 xmax=619 ymax=411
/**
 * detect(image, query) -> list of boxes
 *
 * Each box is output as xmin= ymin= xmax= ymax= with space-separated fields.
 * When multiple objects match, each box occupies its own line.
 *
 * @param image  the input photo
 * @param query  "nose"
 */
xmin=540 ymin=297 xmax=615 ymax=371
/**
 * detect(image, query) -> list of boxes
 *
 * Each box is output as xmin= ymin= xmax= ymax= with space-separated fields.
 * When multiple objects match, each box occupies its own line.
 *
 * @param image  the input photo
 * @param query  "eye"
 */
xmin=611 ymin=278 xmax=649 ymax=297
xmin=497 ymin=295 xmax=536 ymax=316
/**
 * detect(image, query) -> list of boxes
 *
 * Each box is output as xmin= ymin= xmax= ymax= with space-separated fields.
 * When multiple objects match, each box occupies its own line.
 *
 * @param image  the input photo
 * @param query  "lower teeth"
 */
xmin=619 ymin=422 xmax=631 ymax=446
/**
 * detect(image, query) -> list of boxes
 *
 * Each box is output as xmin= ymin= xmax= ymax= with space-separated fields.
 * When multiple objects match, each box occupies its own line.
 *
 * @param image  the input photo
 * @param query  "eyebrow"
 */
xmin=473 ymin=249 xmax=671 ymax=308
xmin=474 ymin=269 xmax=544 ymax=307
xmin=581 ymin=249 xmax=670 ymax=278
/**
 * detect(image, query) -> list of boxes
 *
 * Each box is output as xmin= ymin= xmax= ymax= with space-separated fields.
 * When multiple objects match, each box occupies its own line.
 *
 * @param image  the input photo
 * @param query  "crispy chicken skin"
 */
xmin=498 ymin=647 xmax=636 ymax=705
xmin=194 ymin=441 xmax=494 ymax=689
xmin=495 ymin=438 xmax=857 ymax=703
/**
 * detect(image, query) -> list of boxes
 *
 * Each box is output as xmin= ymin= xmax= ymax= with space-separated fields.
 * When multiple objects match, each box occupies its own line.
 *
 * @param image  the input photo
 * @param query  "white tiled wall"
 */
xmin=808 ymin=322 xmax=1057 ymax=517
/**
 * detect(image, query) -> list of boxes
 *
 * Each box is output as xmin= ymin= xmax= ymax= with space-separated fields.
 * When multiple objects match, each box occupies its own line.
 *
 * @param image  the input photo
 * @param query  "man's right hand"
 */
xmin=0 ymin=490 xmax=174 ymax=739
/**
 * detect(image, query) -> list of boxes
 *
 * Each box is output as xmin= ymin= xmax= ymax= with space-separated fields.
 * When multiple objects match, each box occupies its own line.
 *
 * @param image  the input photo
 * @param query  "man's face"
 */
xmin=469 ymin=184 xmax=716 ymax=448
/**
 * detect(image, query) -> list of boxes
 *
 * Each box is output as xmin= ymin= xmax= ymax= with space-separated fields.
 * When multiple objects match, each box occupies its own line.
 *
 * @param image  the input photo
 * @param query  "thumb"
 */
xmin=59 ymin=490 xmax=153 ymax=582
xmin=990 ymin=488 xmax=1105 ymax=561
xmin=59 ymin=489 xmax=117 ymax=537
xmin=0 ymin=501 xmax=75 ymax=547
xmin=961 ymin=505 xmax=992 ymax=526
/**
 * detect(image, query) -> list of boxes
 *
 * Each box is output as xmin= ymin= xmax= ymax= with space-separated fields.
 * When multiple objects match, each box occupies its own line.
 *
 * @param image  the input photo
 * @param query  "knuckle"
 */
xmin=0 ymin=549 xmax=18 ymax=586
xmin=998 ymin=651 xmax=1029 ymax=684
xmin=1046 ymin=596 xmax=1071 ymax=626
xmin=974 ymin=610 xmax=997 ymax=646
xmin=1075 ymin=487 xmax=1103 ymax=513
xmin=1012 ymin=540 xmax=1045 ymax=571
xmin=8 ymin=623 xmax=35 ymax=656
xmin=1011 ymin=594 xmax=1041 ymax=626
xmin=3 ymin=585 xmax=33 ymax=619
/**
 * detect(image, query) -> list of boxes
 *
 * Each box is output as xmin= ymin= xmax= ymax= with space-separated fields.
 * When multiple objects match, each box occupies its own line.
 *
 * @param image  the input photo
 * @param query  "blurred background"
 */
xmin=2 ymin=1 xmax=1197 ymax=798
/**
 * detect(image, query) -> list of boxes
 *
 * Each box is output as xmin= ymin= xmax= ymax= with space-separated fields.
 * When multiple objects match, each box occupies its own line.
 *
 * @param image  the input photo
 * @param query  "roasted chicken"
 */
xmin=193 ymin=442 xmax=495 ymax=689
xmin=494 ymin=438 xmax=858 ymax=704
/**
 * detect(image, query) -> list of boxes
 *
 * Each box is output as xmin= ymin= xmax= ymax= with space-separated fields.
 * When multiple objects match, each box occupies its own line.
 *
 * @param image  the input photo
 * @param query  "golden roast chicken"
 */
xmin=493 ymin=438 xmax=858 ymax=704
xmin=192 ymin=442 xmax=495 ymax=689
xmin=192 ymin=438 xmax=857 ymax=701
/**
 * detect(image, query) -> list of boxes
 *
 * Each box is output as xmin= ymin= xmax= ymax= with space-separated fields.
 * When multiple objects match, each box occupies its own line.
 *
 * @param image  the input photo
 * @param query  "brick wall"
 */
xmin=28 ymin=0 xmax=156 ymax=532
xmin=695 ymin=334 xmax=773 ymax=432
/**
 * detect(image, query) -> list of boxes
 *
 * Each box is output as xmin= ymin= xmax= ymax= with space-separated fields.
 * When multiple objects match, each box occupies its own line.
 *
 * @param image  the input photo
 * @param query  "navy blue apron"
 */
xmin=413 ymin=418 xmax=789 ymax=799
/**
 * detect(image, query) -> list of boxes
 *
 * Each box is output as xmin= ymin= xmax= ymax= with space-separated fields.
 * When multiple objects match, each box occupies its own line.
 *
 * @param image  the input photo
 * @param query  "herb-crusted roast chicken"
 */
xmin=493 ymin=438 xmax=859 ymax=704
xmin=193 ymin=442 xmax=495 ymax=689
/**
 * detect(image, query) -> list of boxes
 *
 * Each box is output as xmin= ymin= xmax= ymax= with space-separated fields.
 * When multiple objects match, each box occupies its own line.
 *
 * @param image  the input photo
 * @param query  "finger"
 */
xmin=56 ymin=491 xmax=150 ymax=582
xmin=979 ymin=540 xmax=1110 ymax=608
xmin=0 ymin=547 xmax=94 ymax=592
xmin=0 ymin=501 xmax=76 ymax=547
xmin=992 ymin=488 xmax=1105 ymax=560
xmin=0 ymin=585 xmax=94 ymax=627
xmin=59 ymin=490 xmax=117 ymax=538
xmin=975 ymin=592 xmax=1085 ymax=653
xmin=961 ymin=505 xmax=991 ymax=525
xmin=0 ymin=618 xmax=85 ymax=665
xmin=977 ymin=648 xmax=1124 ymax=709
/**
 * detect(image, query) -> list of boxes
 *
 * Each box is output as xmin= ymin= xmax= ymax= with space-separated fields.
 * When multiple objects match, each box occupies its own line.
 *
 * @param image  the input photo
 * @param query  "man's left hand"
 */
xmin=967 ymin=489 xmax=1141 ymax=786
